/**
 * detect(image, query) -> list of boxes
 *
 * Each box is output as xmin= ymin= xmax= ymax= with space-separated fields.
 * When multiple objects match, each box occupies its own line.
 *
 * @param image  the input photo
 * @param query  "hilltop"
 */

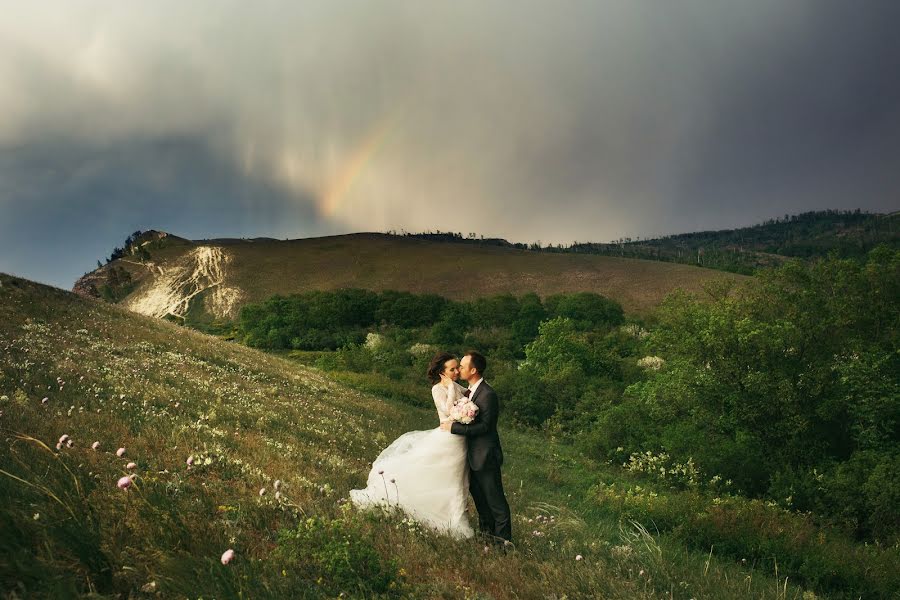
xmin=73 ymin=232 xmax=744 ymax=322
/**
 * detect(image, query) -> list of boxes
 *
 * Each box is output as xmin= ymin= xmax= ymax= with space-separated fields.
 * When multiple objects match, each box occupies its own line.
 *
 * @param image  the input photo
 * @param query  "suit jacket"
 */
xmin=450 ymin=381 xmax=504 ymax=471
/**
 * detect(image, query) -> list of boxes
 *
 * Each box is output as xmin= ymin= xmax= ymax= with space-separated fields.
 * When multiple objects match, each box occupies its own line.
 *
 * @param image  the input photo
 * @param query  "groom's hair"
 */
xmin=464 ymin=351 xmax=487 ymax=376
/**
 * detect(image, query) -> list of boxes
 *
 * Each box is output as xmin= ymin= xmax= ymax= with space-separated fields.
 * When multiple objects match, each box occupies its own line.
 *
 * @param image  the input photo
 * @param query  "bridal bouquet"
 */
xmin=449 ymin=397 xmax=478 ymax=424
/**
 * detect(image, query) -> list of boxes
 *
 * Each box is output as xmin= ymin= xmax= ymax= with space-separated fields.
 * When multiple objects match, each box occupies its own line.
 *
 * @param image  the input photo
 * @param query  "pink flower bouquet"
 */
xmin=449 ymin=398 xmax=479 ymax=425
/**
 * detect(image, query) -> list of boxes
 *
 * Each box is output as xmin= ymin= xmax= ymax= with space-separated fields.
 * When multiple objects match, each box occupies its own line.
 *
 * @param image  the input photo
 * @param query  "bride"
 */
xmin=349 ymin=352 xmax=474 ymax=539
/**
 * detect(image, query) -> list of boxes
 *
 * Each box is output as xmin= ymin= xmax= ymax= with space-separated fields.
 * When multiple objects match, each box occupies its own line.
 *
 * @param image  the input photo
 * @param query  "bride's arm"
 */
xmin=432 ymin=384 xmax=451 ymax=420
xmin=447 ymin=380 xmax=463 ymax=405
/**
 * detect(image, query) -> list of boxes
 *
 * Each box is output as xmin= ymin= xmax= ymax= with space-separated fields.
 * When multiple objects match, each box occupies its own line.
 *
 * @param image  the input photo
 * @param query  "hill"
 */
xmin=545 ymin=209 xmax=900 ymax=274
xmin=73 ymin=233 xmax=745 ymax=322
xmin=1 ymin=272 xmax=847 ymax=598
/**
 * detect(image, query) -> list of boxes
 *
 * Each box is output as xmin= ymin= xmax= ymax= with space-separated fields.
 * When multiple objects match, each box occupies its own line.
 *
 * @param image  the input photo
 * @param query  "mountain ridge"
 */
xmin=74 ymin=232 xmax=745 ymax=321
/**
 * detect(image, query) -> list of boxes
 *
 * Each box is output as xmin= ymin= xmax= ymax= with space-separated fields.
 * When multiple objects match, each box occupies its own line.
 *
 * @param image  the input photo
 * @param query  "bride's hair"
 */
xmin=427 ymin=352 xmax=457 ymax=384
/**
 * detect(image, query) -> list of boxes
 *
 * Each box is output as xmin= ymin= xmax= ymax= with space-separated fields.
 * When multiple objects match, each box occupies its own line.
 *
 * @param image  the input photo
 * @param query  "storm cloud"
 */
xmin=1 ymin=0 xmax=899 ymax=288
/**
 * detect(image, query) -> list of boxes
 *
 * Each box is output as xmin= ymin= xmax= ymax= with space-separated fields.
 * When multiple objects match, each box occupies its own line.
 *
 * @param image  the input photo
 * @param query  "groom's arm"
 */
xmin=449 ymin=390 xmax=496 ymax=437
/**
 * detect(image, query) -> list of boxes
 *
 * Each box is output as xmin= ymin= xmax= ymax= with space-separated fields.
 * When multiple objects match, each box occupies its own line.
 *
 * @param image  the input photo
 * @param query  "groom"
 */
xmin=440 ymin=351 xmax=512 ymax=544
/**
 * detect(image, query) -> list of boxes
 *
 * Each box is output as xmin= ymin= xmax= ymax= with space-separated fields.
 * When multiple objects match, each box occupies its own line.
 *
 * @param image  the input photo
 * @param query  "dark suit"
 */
xmin=450 ymin=381 xmax=512 ymax=542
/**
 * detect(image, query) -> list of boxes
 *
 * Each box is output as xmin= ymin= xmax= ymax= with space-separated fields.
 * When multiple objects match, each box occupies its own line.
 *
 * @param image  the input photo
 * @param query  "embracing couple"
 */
xmin=349 ymin=351 xmax=512 ymax=545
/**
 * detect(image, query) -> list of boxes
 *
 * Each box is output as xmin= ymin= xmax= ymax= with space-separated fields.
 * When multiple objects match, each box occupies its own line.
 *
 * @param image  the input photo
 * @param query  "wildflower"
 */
xmin=639 ymin=569 xmax=645 ymax=576
xmin=126 ymin=462 xmax=137 ymax=470
xmin=186 ymin=455 xmax=194 ymax=467
xmin=41 ymin=397 xmax=48 ymax=404
xmin=259 ymin=487 xmax=266 ymax=496
xmin=117 ymin=476 xmax=132 ymax=490
xmin=55 ymin=442 xmax=62 ymax=450
xmin=66 ymin=439 xmax=74 ymax=448
xmin=483 ymin=545 xmax=490 ymax=554
xmin=274 ymin=479 xmax=282 ymax=490
xmin=91 ymin=441 xmax=100 ymax=451
xmin=116 ymin=447 xmax=126 ymax=457
xmin=576 ymin=555 xmax=583 ymax=561
xmin=59 ymin=434 xmax=70 ymax=444
xmin=32 ymin=513 xmax=40 ymax=520
xmin=221 ymin=549 xmax=235 ymax=565
xmin=275 ymin=491 xmax=282 ymax=501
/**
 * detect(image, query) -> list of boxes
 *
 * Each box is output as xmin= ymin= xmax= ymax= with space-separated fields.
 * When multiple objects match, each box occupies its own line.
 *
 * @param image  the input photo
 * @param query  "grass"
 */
xmin=0 ymin=272 xmax=853 ymax=598
xmin=94 ymin=232 xmax=747 ymax=319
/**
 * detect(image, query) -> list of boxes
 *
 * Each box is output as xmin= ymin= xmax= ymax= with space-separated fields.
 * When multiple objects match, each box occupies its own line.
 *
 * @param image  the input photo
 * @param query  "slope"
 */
xmin=75 ymin=233 xmax=746 ymax=322
xmin=1 ymin=273 xmax=812 ymax=598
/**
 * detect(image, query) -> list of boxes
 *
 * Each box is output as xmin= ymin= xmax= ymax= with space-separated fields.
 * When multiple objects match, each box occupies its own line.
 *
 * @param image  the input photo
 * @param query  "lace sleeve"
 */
xmin=450 ymin=381 xmax=465 ymax=404
xmin=432 ymin=384 xmax=449 ymax=417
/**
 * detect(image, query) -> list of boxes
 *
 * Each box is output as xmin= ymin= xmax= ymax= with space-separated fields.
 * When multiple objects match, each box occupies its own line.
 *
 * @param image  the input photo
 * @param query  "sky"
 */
xmin=1 ymin=1 xmax=899 ymax=289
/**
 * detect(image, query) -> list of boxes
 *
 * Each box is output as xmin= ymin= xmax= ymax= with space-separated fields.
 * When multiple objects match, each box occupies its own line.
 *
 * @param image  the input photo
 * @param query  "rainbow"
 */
xmin=319 ymin=111 xmax=401 ymax=218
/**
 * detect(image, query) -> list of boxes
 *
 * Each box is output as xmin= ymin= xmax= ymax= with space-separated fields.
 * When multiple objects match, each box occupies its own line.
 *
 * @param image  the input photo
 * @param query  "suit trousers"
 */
xmin=468 ymin=457 xmax=512 ymax=542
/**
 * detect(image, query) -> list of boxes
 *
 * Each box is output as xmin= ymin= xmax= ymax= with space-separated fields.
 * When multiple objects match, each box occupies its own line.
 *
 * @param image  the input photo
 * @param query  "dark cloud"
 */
xmin=0 ymin=1 xmax=898 ymax=288
xmin=0 ymin=138 xmax=331 ymax=287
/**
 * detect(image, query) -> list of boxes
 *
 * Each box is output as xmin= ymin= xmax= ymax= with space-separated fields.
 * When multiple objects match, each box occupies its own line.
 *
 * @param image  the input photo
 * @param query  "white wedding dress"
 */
xmin=350 ymin=381 xmax=474 ymax=539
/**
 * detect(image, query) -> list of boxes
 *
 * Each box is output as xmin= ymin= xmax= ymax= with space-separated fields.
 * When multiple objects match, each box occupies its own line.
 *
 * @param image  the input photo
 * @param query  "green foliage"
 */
xmin=240 ymin=289 xmax=624 ymax=360
xmin=98 ymin=266 xmax=135 ymax=302
xmin=545 ymin=292 xmax=625 ymax=330
xmin=273 ymin=516 xmax=401 ymax=596
xmin=501 ymin=317 xmax=636 ymax=430
xmin=376 ymin=291 xmax=447 ymax=327
xmin=593 ymin=483 xmax=900 ymax=599
xmin=547 ymin=209 xmax=900 ymax=274
xmin=611 ymin=246 xmax=900 ymax=540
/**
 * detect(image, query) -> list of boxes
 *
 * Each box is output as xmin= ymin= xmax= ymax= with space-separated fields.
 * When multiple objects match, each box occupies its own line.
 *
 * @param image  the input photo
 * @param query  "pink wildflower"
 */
xmin=126 ymin=462 xmax=137 ymax=470
xmin=116 ymin=447 xmax=126 ymax=457
xmin=59 ymin=434 xmax=70 ymax=444
xmin=221 ymin=549 xmax=235 ymax=565
xmin=117 ymin=476 xmax=132 ymax=490
xmin=186 ymin=455 xmax=194 ymax=466
xmin=91 ymin=441 xmax=100 ymax=451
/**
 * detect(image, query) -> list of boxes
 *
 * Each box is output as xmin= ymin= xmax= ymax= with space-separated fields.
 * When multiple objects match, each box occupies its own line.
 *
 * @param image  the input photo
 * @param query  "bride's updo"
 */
xmin=427 ymin=352 xmax=457 ymax=384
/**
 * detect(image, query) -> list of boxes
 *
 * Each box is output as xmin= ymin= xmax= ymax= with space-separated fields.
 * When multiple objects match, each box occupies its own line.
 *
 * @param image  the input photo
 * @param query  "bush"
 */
xmin=545 ymin=292 xmax=624 ymax=330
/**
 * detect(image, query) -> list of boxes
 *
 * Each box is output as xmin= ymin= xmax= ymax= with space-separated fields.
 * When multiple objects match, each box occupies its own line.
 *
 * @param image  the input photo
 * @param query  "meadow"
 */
xmin=0 ymin=273 xmax=858 ymax=599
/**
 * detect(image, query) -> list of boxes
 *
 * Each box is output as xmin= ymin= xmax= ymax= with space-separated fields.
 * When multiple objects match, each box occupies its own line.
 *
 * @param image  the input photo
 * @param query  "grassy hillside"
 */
xmin=0 ymin=273 xmax=837 ymax=599
xmin=74 ymin=233 xmax=746 ymax=322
